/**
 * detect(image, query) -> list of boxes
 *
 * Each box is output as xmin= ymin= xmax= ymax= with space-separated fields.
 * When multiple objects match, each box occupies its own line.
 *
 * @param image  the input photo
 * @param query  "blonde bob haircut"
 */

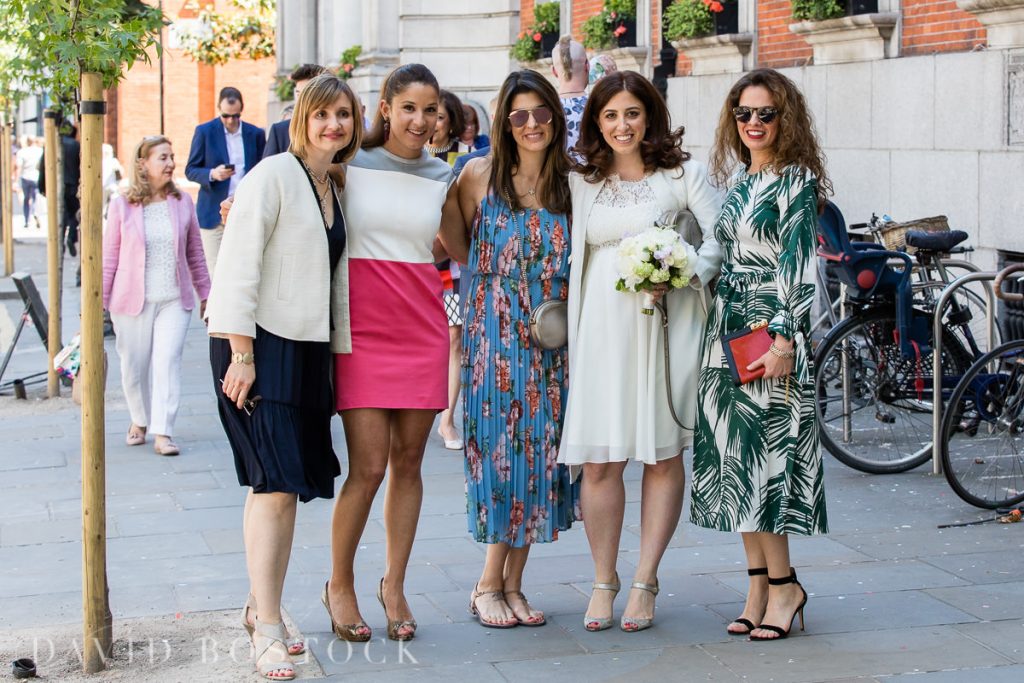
xmin=125 ymin=135 xmax=181 ymax=205
xmin=288 ymin=73 xmax=363 ymax=163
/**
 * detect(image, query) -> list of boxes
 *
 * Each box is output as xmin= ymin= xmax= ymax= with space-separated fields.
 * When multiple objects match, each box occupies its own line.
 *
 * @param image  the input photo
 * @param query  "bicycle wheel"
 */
xmin=815 ymin=308 xmax=973 ymax=474
xmin=940 ymin=340 xmax=1024 ymax=509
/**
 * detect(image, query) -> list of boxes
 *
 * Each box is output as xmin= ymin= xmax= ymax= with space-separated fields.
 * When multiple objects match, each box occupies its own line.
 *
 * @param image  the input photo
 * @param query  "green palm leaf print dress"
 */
xmin=690 ymin=165 xmax=827 ymax=536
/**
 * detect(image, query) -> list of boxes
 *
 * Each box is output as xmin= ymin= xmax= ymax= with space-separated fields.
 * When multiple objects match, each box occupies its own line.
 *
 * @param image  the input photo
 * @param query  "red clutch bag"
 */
xmin=722 ymin=320 xmax=772 ymax=386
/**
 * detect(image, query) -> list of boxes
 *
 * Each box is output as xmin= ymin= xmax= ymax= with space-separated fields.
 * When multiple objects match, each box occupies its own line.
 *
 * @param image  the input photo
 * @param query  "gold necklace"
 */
xmin=301 ymin=158 xmax=329 ymax=185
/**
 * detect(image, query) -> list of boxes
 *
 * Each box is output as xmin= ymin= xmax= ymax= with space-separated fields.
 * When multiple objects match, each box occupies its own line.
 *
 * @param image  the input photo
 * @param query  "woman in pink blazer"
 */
xmin=103 ymin=135 xmax=211 ymax=455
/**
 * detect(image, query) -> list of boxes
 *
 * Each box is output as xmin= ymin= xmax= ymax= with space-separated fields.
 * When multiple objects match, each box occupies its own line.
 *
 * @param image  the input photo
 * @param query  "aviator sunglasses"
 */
xmin=732 ymin=106 xmax=779 ymax=124
xmin=508 ymin=106 xmax=553 ymax=127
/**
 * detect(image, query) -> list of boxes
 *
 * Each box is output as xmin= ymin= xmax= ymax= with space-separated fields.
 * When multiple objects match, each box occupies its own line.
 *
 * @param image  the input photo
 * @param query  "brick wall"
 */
xmin=571 ymin=0 xmax=605 ymax=41
xmin=112 ymin=0 xmax=276 ymax=183
xmin=901 ymin=0 xmax=986 ymax=55
xmin=758 ymin=0 xmax=812 ymax=69
xmin=522 ymin=0 xmax=536 ymax=29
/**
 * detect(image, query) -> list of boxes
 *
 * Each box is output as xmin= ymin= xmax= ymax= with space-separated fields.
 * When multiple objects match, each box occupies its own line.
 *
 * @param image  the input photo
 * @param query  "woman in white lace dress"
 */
xmin=559 ymin=72 xmax=722 ymax=632
xmin=103 ymin=135 xmax=211 ymax=455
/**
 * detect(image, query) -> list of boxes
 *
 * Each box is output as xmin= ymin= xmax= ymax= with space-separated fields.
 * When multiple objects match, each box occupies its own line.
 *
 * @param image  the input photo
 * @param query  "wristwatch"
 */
xmin=230 ymin=352 xmax=255 ymax=365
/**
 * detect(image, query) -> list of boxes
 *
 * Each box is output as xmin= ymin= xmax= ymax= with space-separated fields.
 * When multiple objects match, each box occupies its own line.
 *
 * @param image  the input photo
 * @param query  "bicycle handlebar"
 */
xmin=994 ymin=262 xmax=1024 ymax=302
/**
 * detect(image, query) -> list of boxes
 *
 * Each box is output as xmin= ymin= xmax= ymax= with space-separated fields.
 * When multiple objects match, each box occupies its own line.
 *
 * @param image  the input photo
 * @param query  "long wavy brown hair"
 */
xmin=575 ymin=70 xmax=690 ymax=182
xmin=709 ymin=68 xmax=832 ymax=208
xmin=488 ymin=70 xmax=571 ymax=215
xmin=125 ymin=135 xmax=181 ymax=205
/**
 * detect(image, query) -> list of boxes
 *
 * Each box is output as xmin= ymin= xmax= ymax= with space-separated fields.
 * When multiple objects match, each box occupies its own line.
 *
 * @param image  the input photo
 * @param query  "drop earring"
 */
xmin=383 ymin=117 xmax=390 ymax=142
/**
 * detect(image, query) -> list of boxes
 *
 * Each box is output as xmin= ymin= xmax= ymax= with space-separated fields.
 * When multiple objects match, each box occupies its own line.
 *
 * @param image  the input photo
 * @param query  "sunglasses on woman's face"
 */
xmin=508 ymin=106 xmax=553 ymax=128
xmin=732 ymin=106 xmax=779 ymax=124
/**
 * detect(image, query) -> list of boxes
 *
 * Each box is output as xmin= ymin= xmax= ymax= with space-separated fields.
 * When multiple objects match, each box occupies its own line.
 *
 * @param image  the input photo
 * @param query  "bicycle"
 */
xmin=813 ymin=202 xmax=979 ymax=474
xmin=940 ymin=263 xmax=1024 ymax=509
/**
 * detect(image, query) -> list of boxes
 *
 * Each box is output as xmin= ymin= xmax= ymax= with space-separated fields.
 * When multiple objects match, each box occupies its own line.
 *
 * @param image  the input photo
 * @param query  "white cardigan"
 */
xmin=562 ymin=160 xmax=723 ymax=460
xmin=205 ymin=153 xmax=352 ymax=353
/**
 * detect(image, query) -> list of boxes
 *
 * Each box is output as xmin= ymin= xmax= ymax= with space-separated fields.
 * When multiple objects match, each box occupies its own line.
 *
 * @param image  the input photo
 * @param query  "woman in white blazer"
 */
xmin=558 ymin=71 xmax=723 ymax=633
xmin=204 ymin=74 xmax=361 ymax=682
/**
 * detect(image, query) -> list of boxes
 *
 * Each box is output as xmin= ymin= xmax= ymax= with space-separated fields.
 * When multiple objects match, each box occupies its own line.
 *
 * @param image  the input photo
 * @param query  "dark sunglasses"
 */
xmin=508 ymin=106 xmax=553 ymax=128
xmin=732 ymin=106 xmax=779 ymax=124
xmin=220 ymin=113 xmax=242 ymax=120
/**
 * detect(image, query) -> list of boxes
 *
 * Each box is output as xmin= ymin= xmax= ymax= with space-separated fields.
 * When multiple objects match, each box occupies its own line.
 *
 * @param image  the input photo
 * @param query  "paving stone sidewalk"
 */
xmin=1 ymin=237 xmax=1023 ymax=682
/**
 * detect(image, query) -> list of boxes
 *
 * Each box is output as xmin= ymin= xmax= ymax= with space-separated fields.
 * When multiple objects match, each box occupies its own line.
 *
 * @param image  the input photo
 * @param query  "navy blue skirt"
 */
xmin=210 ymin=327 xmax=340 ymax=502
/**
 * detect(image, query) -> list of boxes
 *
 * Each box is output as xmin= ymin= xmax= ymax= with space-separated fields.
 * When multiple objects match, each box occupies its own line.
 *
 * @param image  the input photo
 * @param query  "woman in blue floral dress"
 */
xmin=451 ymin=70 xmax=579 ymax=628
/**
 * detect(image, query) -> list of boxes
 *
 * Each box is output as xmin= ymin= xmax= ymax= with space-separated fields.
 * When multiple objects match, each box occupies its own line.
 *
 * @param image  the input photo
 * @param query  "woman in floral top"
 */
xmin=451 ymin=69 xmax=579 ymax=629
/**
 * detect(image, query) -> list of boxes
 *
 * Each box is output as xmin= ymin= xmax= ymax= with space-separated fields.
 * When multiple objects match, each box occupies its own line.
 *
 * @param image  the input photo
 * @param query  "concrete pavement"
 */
xmin=1 ymin=236 xmax=1023 ymax=682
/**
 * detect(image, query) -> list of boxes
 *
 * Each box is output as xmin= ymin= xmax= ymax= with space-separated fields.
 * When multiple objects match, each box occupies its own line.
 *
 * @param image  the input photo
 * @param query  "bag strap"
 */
xmin=655 ymin=301 xmax=692 ymax=431
xmin=503 ymin=190 xmax=537 ymax=316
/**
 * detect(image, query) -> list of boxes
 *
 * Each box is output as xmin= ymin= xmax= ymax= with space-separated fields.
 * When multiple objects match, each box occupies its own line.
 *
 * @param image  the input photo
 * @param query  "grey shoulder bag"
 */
xmin=505 ymin=193 xmax=568 ymax=350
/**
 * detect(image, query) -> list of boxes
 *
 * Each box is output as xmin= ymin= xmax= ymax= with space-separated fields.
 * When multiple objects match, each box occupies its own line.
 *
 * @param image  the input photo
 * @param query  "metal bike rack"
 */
xmin=931 ymin=271 xmax=998 ymax=474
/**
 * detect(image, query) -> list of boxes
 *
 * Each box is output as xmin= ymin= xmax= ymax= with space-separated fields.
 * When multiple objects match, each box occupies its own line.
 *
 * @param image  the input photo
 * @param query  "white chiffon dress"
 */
xmin=560 ymin=175 xmax=697 ymax=468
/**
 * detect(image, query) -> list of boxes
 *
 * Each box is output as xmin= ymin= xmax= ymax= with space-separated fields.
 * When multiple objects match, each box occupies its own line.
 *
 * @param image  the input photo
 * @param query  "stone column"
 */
xmin=349 ymin=0 xmax=402 ymax=106
xmin=277 ymin=0 xmax=320 ymax=74
xmin=319 ymin=0 xmax=363 ymax=68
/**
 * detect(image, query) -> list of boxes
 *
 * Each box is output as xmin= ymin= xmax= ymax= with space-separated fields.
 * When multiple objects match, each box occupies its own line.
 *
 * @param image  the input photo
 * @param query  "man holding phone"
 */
xmin=185 ymin=86 xmax=265 ymax=275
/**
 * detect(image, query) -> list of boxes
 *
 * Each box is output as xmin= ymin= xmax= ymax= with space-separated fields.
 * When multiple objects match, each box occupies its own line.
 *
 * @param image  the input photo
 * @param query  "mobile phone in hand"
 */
xmin=223 ymin=164 xmax=235 ymax=171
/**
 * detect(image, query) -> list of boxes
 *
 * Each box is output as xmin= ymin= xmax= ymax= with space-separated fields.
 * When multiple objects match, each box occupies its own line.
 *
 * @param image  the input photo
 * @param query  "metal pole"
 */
xmin=932 ymin=271 xmax=998 ymax=475
xmin=79 ymin=72 xmax=110 ymax=674
xmin=1 ymin=114 xmax=13 ymax=276
xmin=43 ymin=111 xmax=61 ymax=398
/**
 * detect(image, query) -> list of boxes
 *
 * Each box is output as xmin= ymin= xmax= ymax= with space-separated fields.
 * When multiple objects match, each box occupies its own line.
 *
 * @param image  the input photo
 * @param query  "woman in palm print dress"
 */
xmin=690 ymin=69 xmax=830 ymax=641
xmin=455 ymin=70 xmax=578 ymax=628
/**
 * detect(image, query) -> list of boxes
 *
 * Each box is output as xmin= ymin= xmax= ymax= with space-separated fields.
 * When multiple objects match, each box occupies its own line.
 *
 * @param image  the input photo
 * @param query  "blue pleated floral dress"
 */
xmin=463 ymin=194 xmax=580 ymax=547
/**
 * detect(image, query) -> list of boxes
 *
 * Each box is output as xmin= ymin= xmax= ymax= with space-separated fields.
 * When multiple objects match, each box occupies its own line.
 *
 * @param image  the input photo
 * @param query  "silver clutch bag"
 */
xmin=529 ymin=299 xmax=568 ymax=350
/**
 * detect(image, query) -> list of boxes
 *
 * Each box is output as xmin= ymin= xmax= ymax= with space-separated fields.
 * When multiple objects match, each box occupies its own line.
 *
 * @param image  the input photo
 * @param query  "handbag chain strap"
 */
xmin=503 ymin=190 xmax=537 ymax=317
xmin=654 ymin=301 xmax=691 ymax=431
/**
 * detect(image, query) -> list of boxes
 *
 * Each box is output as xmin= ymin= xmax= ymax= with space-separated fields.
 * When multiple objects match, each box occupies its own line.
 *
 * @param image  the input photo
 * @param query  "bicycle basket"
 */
xmin=877 ymin=215 xmax=949 ymax=252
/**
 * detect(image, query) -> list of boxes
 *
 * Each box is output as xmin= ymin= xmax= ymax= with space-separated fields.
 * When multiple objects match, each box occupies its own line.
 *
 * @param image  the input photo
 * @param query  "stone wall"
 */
xmin=667 ymin=49 xmax=1024 ymax=268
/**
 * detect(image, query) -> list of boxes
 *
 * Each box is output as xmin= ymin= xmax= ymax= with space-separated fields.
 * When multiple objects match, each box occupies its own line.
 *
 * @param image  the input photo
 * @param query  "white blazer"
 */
xmin=205 ymin=152 xmax=352 ymax=353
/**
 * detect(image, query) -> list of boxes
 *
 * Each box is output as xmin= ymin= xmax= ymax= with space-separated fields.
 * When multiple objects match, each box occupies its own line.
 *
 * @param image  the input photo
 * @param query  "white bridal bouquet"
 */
xmin=615 ymin=227 xmax=698 ymax=315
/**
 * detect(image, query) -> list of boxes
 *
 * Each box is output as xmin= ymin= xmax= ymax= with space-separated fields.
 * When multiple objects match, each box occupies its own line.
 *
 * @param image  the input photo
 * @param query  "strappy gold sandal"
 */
xmin=583 ymin=571 xmax=621 ymax=632
xmin=320 ymin=582 xmax=371 ymax=642
xmin=377 ymin=578 xmax=417 ymax=641
xmin=620 ymin=578 xmax=659 ymax=632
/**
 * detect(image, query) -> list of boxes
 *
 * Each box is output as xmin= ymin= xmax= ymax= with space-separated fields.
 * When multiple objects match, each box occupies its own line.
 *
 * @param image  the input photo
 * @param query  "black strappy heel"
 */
xmin=728 ymin=567 xmax=768 ymax=635
xmin=749 ymin=570 xmax=807 ymax=641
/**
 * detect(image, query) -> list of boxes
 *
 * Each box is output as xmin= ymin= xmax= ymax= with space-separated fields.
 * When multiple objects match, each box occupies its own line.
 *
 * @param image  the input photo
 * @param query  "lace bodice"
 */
xmin=143 ymin=201 xmax=179 ymax=303
xmin=586 ymin=175 xmax=661 ymax=247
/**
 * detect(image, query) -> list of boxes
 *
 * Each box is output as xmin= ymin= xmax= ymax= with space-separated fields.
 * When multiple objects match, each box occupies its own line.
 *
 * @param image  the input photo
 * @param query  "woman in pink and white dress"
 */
xmin=324 ymin=63 xmax=466 ymax=644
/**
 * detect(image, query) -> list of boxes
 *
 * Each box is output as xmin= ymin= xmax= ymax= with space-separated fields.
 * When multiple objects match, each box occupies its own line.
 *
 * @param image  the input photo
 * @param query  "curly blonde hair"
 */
xmin=124 ymin=135 xmax=181 ymax=205
xmin=709 ymin=69 xmax=832 ymax=208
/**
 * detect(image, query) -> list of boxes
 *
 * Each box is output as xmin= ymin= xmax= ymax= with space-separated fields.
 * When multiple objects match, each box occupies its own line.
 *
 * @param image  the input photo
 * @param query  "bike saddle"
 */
xmin=904 ymin=229 xmax=968 ymax=252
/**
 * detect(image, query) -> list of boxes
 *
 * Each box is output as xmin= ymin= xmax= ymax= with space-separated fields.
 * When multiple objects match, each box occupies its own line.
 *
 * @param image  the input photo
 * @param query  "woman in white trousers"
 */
xmin=102 ymin=135 xmax=211 ymax=455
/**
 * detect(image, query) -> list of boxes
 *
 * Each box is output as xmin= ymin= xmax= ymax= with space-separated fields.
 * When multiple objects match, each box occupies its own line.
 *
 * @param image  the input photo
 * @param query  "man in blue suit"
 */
xmin=263 ymin=64 xmax=327 ymax=158
xmin=185 ymin=86 xmax=265 ymax=275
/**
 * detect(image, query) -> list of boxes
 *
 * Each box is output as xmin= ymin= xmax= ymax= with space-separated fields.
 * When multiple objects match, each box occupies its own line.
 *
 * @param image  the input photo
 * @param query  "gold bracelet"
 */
xmin=769 ymin=343 xmax=796 ymax=359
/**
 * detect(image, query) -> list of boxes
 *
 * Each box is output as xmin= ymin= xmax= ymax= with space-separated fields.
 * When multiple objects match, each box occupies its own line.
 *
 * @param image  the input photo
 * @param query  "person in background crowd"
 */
xmin=559 ymin=71 xmax=722 ymax=634
xmin=454 ymin=68 xmax=578 ymax=629
xmin=324 ymin=63 xmax=465 ymax=645
xmin=265 ymin=64 xmax=329 ymax=158
xmin=458 ymin=103 xmax=490 ymax=153
xmin=691 ymin=67 xmax=829 ymax=642
xmin=551 ymin=37 xmax=589 ymax=156
xmin=430 ymin=89 xmax=468 ymax=449
xmin=39 ymin=120 xmax=80 ymax=259
xmin=15 ymin=136 xmax=43 ymax=229
xmin=206 ymin=74 xmax=361 ymax=680
xmin=102 ymin=135 xmax=211 ymax=457
xmin=102 ymin=143 xmax=125 ymax=218
xmin=453 ymin=97 xmax=499 ymax=179
xmin=185 ymin=86 xmax=266 ymax=276
xmin=588 ymin=53 xmax=618 ymax=89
